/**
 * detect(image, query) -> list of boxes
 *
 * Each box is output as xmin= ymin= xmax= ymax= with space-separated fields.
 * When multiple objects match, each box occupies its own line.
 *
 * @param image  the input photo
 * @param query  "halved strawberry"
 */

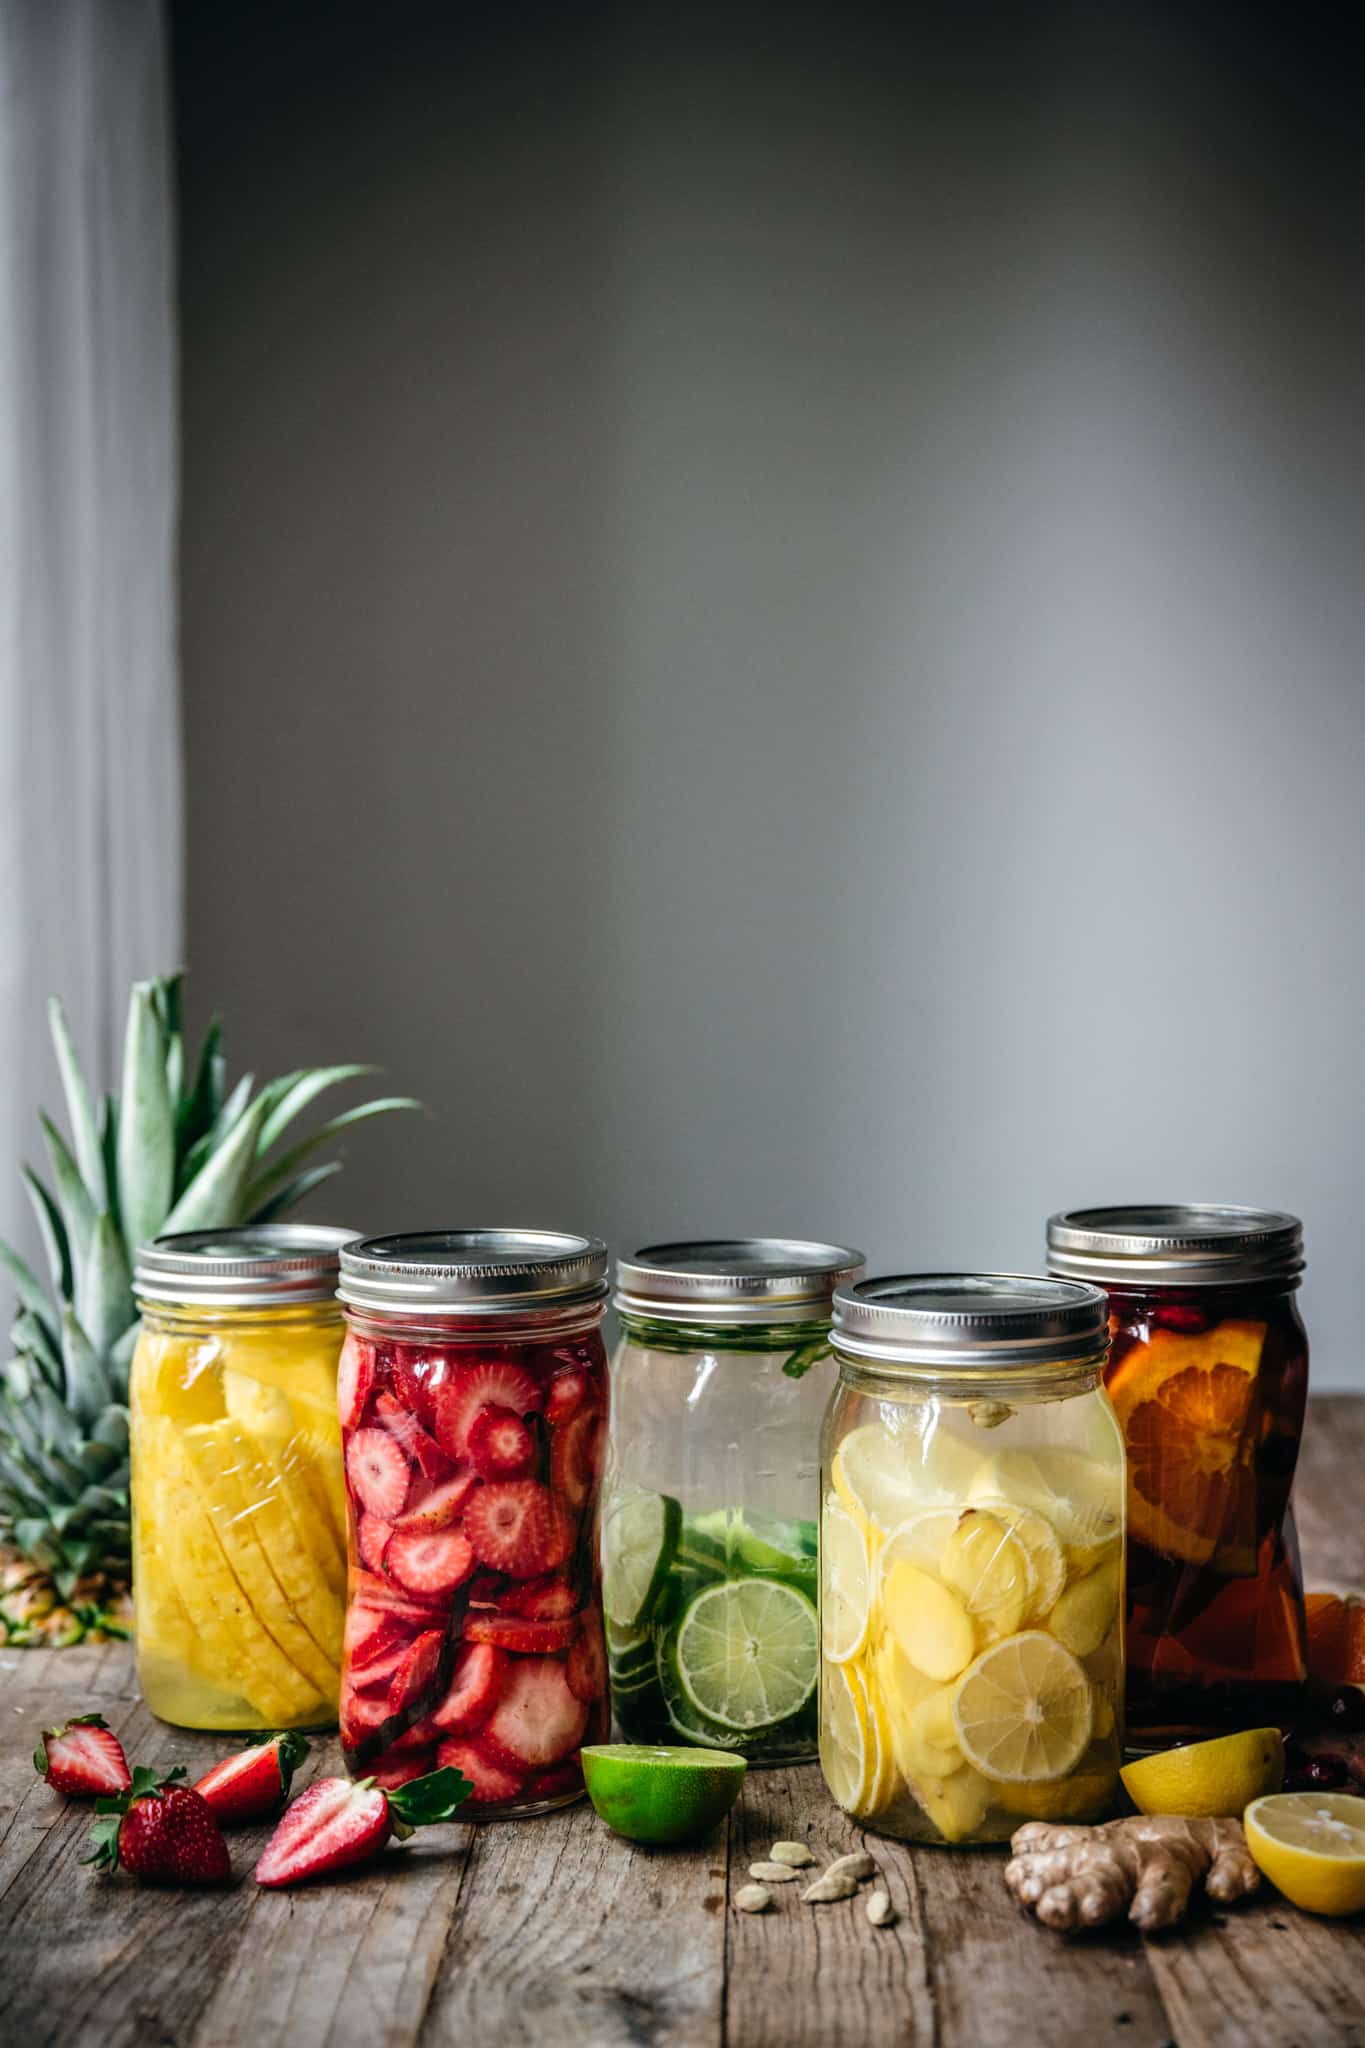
xmin=463 ymin=1477 xmax=566 ymax=1579
xmin=523 ymin=1759 xmax=584 ymax=1801
xmin=429 ymin=1360 xmax=542 ymax=1462
xmin=435 ymin=1738 xmax=523 ymax=1807
xmin=549 ymin=1409 xmax=602 ymax=1512
xmin=431 ymin=1642 xmax=508 ymax=1735
xmin=481 ymin=1655 xmax=588 ymax=1768
xmin=566 ymin=1610 xmax=606 ymax=1704
xmin=497 ymin=1573 xmax=577 ymax=1620
xmin=394 ymin=1470 xmax=479 ymax=1533
xmin=357 ymin=1514 xmax=394 ymax=1574
xmin=346 ymin=1428 xmax=410 ymax=1520
xmin=467 ymin=1405 xmax=536 ymax=1481
xmin=34 ymin=1713 xmax=131 ymax=1798
xmin=386 ymin=1629 xmax=446 ymax=1716
xmin=339 ymin=1688 xmax=391 ymax=1746
xmin=255 ymin=1768 xmax=469 ymax=1887
xmin=463 ymin=1613 xmax=578 ymax=1653
xmin=545 ymin=1367 xmax=592 ymax=1424
xmin=194 ymin=1731 xmax=310 ymax=1823
xmin=369 ymin=1752 xmax=436 ymax=1790
xmin=387 ymin=1527 xmax=474 ymax=1598
xmin=374 ymin=1393 xmax=455 ymax=1484
xmin=337 ymin=1334 xmax=376 ymax=1430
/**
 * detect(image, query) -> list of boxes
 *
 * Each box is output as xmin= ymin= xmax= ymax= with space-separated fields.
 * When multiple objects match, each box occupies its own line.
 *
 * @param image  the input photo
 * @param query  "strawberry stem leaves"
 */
xmin=385 ymin=1766 xmax=472 ymax=1831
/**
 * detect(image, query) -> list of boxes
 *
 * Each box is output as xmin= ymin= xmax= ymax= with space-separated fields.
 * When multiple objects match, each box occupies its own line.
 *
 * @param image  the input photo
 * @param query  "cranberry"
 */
xmin=1326 ymin=1686 xmax=1365 ymax=1734
xmin=1152 ymin=1302 xmax=1212 ymax=1335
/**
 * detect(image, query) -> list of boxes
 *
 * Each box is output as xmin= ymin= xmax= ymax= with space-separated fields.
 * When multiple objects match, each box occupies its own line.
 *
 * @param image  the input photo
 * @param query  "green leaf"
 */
xmin=781 ymin=1339 xmax=832 ymax=1381
xmin=273 ymin=1729 xmax=311 ymax=1798
xmin=61 ymin=1311 xmax=112 ymax=1427
xmin=161 ymin=1094 xmax=271 ymax=1234
xmin=244 ymin=1098 xmax=420 ymax=1210
xmin=79 ymin=1215 xmax=135 ymax=1363
xmin=176 ymin=1014 xmax=223 ymax=1155
xmin=384 ymin=1765 xmax=471 ymax=1828
xmin=179 ymin=1072 xmax=254 ymax=1192
xmin=0 ymin=1237 xmax=54 ymax=1325
xmin=117 ymin=985 xmax=175 ymax=1253
xmin=99 ymin=1096 xmax=120 ymax=1236
xmin=42 ymin=1114 xmax=97 ymax=1291
xmin=22 ymin=1166 xmax=71 ymax=1301
xmin=13 ymin=1310 xmax=63 ymax=1387
xmin=47 ymin=998 xmax=106 ymax=1207
xmin=256 ymin=1066 xmax=378 ymax=1156
xmin=107 ymin=1324 xmax=139 ymax=1400
xmin=245 ymin=1161 xmax=343 ymax=1226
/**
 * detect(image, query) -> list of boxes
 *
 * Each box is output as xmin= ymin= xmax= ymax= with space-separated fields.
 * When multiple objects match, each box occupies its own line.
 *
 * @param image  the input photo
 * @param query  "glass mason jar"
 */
xmin=335 ymin=1230 xmax=610 ymax=1814
xmin=1048 ymin=1205 xmax=1309 ymax=1743
xmin=130 ymin=1226 xmax=355 ymax=1730
xmin=820 ymin=1274 xmax=1124 ymax=1846
xmin=604 ymin=1238 xmax=865 ymax=1764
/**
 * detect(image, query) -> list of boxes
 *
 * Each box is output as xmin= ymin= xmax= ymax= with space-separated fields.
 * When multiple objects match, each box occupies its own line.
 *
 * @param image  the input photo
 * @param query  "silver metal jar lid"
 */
xmin=135 ymin=1224 xmax=358 ymax=1308
xmin=1047 ymin=1205 xmax=1304 ymax=1287
xmin=831 ymin=1272 xmax=1110 ymax=1370
xmin=615 ymin=1239 xmax=866 ymax=1328
xmin=338 ymin=1229 xmax=609 ymax=1317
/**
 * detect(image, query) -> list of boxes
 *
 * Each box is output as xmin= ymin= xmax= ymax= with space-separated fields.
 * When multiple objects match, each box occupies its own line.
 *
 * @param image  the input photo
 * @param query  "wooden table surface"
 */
xmin=3 ymin=1397 xmax=1364 ymax=2048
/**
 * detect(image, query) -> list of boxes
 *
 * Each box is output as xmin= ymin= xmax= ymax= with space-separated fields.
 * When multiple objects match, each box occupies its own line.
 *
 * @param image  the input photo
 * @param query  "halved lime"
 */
xmin=603 ymin=1486 xmax=682 ymax=1631
xmin=581 ymin=1743 xmax=747 ymax=1845
xmin=674 ymin=1577 xmax=818 ymax=1732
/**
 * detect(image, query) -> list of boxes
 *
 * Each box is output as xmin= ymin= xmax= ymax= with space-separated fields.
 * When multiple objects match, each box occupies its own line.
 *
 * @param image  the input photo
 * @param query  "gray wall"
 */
xmin=176 ymin=6 xmax=1365 ymax=1385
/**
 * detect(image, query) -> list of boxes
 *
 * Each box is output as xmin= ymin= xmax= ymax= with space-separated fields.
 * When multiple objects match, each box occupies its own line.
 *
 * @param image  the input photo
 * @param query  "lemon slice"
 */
xmin=970 ymin=1496 xmax=1066 ymax=1620
xmin=821 ymin=1657 xmax=873 ymax=1814
xmin=821 ymin=1500 xmax=872 ymax=1664
xmin=952 ymin=1630 xmax=1093 ymax=1784
xmin=968 ymin=1449 xmax=1119 ymax=1562
xmin=832 ymin=1422 xmax=978 ymax=1535
xmin=1244 ymin=1792 xmax=1365 ymax=1917
xmin=1120 ymin=1727 xmax=1283 ymax=1818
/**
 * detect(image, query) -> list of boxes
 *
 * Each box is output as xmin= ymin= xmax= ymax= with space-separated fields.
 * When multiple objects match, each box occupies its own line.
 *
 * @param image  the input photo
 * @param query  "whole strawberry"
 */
xmin=34 ymin=1713 xmax=131 ymax=1798
xmin=85 ymin=1766 xmax=231 ymax=1884
xmin=255 ymin=1765 xmax=469 ymax=1888
xmin=194 ymin=1731 xmax=310 ymax=1824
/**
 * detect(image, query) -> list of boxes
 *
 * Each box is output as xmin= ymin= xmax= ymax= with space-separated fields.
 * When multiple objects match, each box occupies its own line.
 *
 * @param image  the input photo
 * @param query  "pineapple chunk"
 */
xmin=882 ymin=1561 xmax=975 ymax=1682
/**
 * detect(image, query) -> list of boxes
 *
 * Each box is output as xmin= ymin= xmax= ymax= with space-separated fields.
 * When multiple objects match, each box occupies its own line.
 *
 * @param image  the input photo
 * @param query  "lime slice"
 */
xmin=602 ymin=1486 xmax=682 ymax=1631
xmin=821 ymin=1500 xmax=872 ymax=1663
xmin=657 ymin=1638 xmax=749 ymax=1750
xmin=952 ymin=1630 xmax=1093 ymax=1784
xmin=674 ymin=1577 xmax=818 ymax=1732
xmin=581 ymin=1743 xmax=747 ymax=1846
xmin=689 ymin=1507 xmax=814 ymax=1574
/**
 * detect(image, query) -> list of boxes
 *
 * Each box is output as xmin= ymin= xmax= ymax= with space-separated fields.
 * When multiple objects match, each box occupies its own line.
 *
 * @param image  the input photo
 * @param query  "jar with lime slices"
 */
xmin=820 ymin=1274 xmax=1124 ymax=1844
xmin=604 ymin=1240 xmax=865 ymax=1763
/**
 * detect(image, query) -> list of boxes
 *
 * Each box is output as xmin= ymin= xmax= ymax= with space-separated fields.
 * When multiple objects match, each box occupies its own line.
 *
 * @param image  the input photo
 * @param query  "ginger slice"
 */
xmin=1004 ymin=1814 xmax=1260 ymax=1932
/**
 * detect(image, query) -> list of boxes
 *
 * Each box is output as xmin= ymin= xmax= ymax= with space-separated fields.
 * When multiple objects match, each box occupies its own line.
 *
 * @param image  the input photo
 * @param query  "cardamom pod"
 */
xmin=735 ymin=1884 xmax=772 ymax=1913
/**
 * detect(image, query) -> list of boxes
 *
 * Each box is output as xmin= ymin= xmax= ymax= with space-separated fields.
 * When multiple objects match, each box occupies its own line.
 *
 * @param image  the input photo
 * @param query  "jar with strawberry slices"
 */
xmin=335 ymin=1230 xmax=610 ymax=1814
xmin=1047 ymin=1205 xmax=1310 ymax=1744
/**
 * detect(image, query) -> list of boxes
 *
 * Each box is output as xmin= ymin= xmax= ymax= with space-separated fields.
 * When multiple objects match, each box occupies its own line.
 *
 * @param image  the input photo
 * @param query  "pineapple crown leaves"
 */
xmin=0 ymin=971 xmax=420 ymax=1587
xmin=84 ymin=1765 xmax=186 ymax=1869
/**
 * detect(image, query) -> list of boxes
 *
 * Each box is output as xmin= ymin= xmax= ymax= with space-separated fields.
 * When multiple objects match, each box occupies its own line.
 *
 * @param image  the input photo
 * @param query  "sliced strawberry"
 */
xmin=466 ymin=1404 xmax=536 ymax=1480
xmin=429 ymin=1359 xmax=542 ymax=1462
xmin=349 ymin=1570 xmax=447 ymax=1623
xmin=369 ymin=1752 xmax=436 ymax=1790
xmin=374 ymin=1393 xmax=455 ymax=1483
xmin=463 ymin=1612 xmax=578 ymax=1653
xmin=357 ymin=1514 xmax=394 ymax=1573
xmin=435 ymin=1738 xmax=523 ymax=1807
xmin=497 ymin=1573 xmax=577 ymax=1620
xmin=349 ymin=1638 xmax=411 ymax=1695
xmin=394 ymin=1470 xmax=479 ymax=1533
xmin=389 ymin=1342 xmax=451 ymax=1421
xmin=387 ymin=1628 xmax=446 ymax=1717
xmin=463 ymin=1477 xmax=565 ymax=1579
xmin=346 ymin=1427 xmax=411 ymax=1520
xmin=465 ymin=1569 xmax=503 ymax=1607
xmin=337 ymin=1334 xmax=376 ymax=1430
xmin=340 ymin=1688 xmax=392 ymax=1746
xmin=431 ymin=1642 xmax=508 ymax=1735
xmin=522 ymin=1759 xmax=584 ymax=1801
xmin=387 ymin=1527 xmax=475 ymax=1598
xmin=545 ymin=1367 xmax=592 ymax=1424
xmin=549 ymin=1409 xmax=602 ymax=1511
xmin=194 ymin=1731 xmax=310 ymax=1824
xmin=344 ymin=1599 xmax=404 ymax=1668
xmin=389 ymin=1715 xmax=441 ymax=1753
xmin=482 ymin=1655 xmax=588 ymax=1768
xmin=34 ymin=1714 xmax=131 ymax=1798
xmin=566 ymin=1611 xmax=606 ymax=1704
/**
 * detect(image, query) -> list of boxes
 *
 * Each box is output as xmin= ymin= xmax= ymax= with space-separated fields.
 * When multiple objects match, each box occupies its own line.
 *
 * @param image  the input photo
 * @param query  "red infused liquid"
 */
xmin=336 ymin=1321 xmax=609 ymax=1812
xmin=1104 ymin=1287 xmax=1309 ymax=1743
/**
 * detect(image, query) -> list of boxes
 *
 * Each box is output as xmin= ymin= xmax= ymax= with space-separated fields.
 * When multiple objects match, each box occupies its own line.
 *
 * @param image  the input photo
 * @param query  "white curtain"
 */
xmin=0 ymin=0 xmax=180 ymax=1273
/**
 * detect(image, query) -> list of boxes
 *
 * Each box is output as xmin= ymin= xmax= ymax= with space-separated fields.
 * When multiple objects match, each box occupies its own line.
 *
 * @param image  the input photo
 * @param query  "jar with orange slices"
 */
xmin=1048 ymin=1206 xmax=1309 ymax=1744
xmin=818 ymin=1274 xmax=1124 ymax=1845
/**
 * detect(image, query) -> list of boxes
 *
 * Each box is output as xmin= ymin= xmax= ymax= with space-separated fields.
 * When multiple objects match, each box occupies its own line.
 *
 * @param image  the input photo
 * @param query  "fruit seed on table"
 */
xmin=735 ymin=1884 xmax=772 ymax=1913
xmin=770 ymin=1841 xmax=815 ymax=1867
xmin=802 ymin=1869 xmax=860 ymax=1903
xmin=749 ymin=1862 xmax=801 ymax=1882
xmin=824 ymin=1851 xmax=876 ymax=1885
xmin=866 ymin=1890 xmax=896 ymax=1927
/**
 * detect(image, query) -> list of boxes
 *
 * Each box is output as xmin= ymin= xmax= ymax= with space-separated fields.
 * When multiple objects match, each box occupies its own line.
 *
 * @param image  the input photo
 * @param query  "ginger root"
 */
xmin=1004 ymin=1814 xmax=1260 ymax=1933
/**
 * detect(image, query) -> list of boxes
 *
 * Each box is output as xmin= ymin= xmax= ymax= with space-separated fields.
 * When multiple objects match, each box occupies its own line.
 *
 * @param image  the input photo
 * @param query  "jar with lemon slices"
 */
xmin=819 ymin=1274 xmax=1124 ymax=1845
xmin=130 ymin=1227 xmax=354 ymax=1730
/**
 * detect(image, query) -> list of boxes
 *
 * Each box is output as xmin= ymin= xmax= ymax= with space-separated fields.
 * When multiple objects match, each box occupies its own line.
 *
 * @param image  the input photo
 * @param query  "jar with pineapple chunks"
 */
xmin=819 ymin=1273 xmax=1123 ymax=1845
xmin=131 ymin=1227 xmax=355 ymax=1729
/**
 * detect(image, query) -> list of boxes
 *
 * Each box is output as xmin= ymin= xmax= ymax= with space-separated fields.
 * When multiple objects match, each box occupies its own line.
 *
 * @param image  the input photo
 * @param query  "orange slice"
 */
xmin=1106 ymin=1321 xmax=1265 ymax=1566
xmin=1305 ymin=1591 xmax=1365 ymax=1687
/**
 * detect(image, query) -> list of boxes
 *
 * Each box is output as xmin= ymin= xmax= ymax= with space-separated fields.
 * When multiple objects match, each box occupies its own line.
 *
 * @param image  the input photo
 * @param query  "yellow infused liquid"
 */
xmin=821 ymin=1406 xmax=1123 ymax=1843
xmin=131 ymin=1306 xmax=347 ymax=1729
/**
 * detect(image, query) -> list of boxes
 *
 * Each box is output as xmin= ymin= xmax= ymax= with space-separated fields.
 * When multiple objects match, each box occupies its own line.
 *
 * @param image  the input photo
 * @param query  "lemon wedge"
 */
xmin=1244 ymin=1792 xmax=1365 ymax=1917
xmin=1120 ymin=1727 xmax=1284 ymax=1818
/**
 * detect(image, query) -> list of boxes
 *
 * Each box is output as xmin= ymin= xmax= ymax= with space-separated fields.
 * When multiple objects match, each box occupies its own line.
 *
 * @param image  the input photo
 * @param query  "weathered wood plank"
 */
xmin=418 ymin=1792 xmax=726 ymax=2048
xmin=1296 ymin=1394 xmax=1365 ymax=1587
